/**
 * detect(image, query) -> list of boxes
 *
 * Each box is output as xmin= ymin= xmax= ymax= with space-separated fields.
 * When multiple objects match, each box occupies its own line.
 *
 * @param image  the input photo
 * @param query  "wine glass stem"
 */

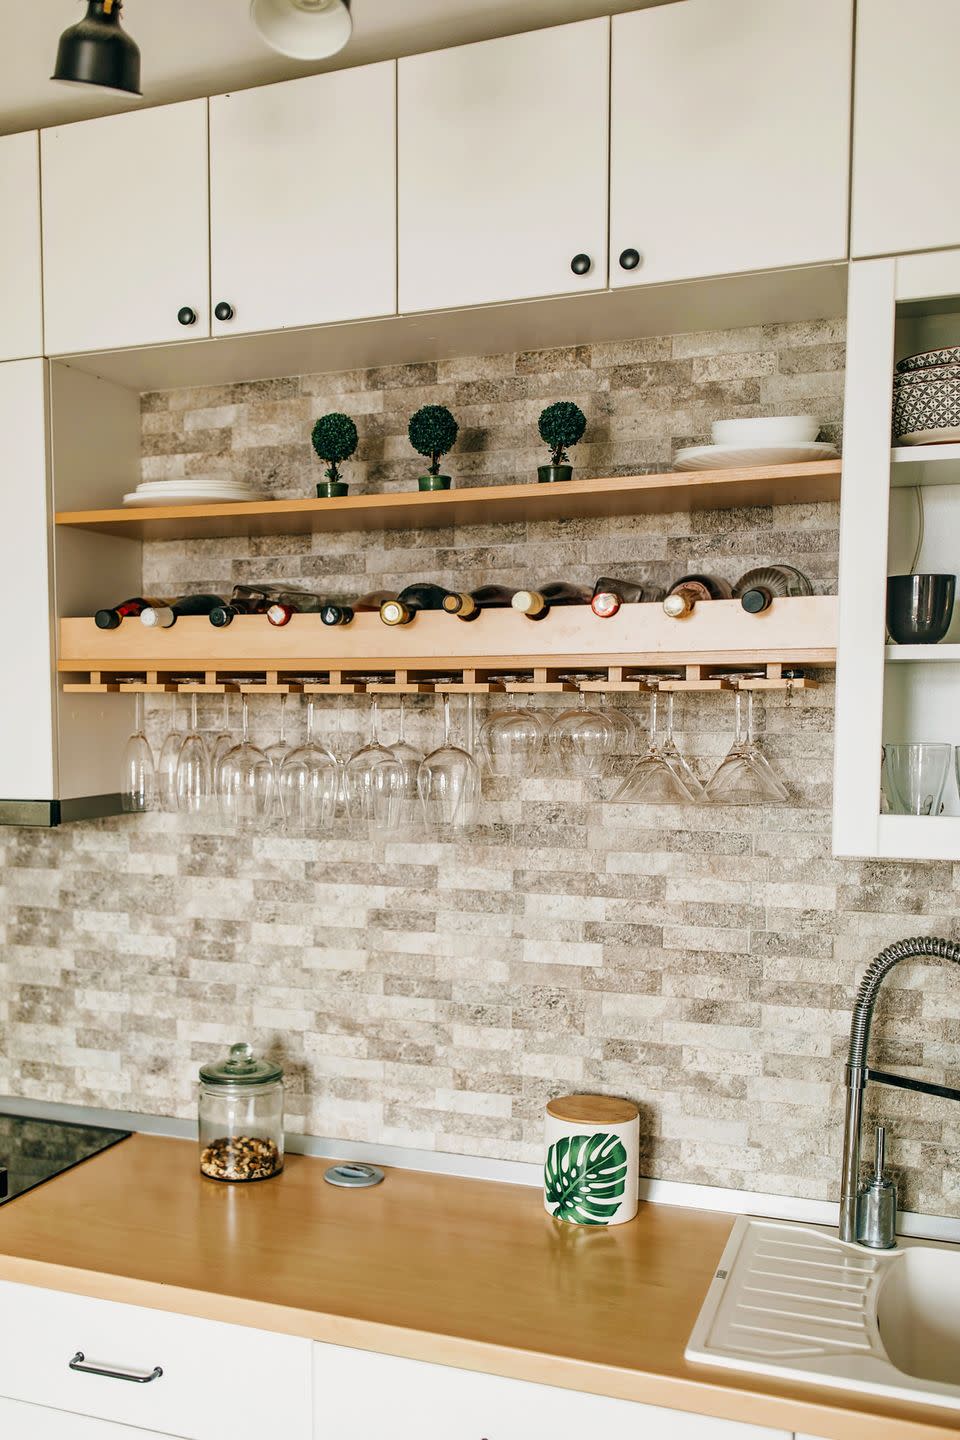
xmin=442 ymin=693 xmax=452 ymax=747
xmin=241 ymin=695 xmax=249 ymax=744
xmin=649 ymin=691 xmax=658 ymax=748
xmin=665 ymin=692 xmax=674 ymax=745
xmin=369 ymin=695 xmax=381 ymax=745
xmin=745 ymin=690 xmax=755 ymax=746
xmin=465 ymin=693 xmax=476 ymax=755
xmin=306 ymin=698 xmax=315 ymax=745
xmin=191 ymin=691 xmax=199 ymax=732
xmin=398 ymin=695 xmax=407 ymax=744
xmin=277 ymin=692 xmax=286 ymax=745
xmin=734 ymin=691 xmax=744 ymax=746
xmin=134 ymin=690 xmax=144 ymax=736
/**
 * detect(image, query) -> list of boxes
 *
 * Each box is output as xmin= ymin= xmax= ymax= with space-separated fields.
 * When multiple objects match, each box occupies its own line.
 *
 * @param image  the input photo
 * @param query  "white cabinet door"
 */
xmin=0 ymin=1396 xmax=165 ymax=1438
xmin=41 ymin=100 xmax=209 ymax=354
xmin=610 ymin=0 xmax=852 ymax=288
xmin=852 ymin=0 xmax=960 ymax=258
xmin=398 ymin=19 xmax=609 ymax=313
xmin=210 ymin=63 xmax=396 ymax=336
xmin=313 ymin=1342 xmax=790 ymax=1440
xmin=0 ymin=131 xmax=43 ymax=360
xmin=0 ymin=360 xmax=55 ymax=804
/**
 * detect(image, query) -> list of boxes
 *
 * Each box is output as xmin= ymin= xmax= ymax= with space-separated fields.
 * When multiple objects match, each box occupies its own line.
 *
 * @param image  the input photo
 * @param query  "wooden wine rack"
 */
xmin=59 ymin=597 xmax=836 ymax=696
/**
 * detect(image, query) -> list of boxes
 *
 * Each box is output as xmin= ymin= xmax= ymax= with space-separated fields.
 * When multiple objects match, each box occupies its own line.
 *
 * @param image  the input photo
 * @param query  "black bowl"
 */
xmin=886 ymin=573 xmax=956 ymax=644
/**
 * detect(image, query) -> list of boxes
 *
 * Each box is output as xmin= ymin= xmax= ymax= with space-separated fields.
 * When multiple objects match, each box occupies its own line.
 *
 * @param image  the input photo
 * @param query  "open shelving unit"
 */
xmin=53 ymin=460 xmax=842 ymax=542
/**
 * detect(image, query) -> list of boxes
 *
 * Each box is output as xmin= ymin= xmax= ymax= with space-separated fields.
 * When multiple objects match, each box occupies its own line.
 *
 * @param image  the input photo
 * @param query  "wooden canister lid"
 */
xmin=546 ymin=1094 xmax=639 ymax=1124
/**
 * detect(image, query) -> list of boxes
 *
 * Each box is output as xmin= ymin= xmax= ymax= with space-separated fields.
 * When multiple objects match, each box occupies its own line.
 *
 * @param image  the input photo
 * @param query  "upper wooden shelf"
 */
xmin=54 ymin=460 xmax=842 ymax=542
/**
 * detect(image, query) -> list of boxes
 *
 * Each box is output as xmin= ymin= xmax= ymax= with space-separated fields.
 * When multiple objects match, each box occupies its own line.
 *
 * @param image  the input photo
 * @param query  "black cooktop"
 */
xmin=0 ymin=1112 xmax=131 ymax=1205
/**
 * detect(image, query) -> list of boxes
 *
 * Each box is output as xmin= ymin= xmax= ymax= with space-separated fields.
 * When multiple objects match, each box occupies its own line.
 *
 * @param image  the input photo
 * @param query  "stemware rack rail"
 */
xmin=58 ymin=597 xmax=836 ymax=696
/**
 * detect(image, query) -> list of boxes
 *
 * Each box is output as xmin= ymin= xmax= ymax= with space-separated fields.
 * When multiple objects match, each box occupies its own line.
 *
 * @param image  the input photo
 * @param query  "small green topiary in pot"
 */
xmin=312 ymin=412 xmax=359 ymax=497
xmin=408 ymin=405 xmax=459 ymax=491
xmin=537 ymin=401 xmax=587 ymax=482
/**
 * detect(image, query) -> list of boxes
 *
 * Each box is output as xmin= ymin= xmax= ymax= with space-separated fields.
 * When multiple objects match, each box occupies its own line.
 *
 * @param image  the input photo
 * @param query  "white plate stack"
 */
xmin=122 ymin=475 xmax=263 ymax=507
xmin=674 ymin=416 xmax=838 ymax=471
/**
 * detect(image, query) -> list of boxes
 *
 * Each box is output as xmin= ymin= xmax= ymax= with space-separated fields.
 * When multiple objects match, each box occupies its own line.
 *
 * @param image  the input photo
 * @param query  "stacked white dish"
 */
xmin=122 ymin=475 xmax=263 ymax=507
xmin=675 ymin=416 xmax=837 ymax=471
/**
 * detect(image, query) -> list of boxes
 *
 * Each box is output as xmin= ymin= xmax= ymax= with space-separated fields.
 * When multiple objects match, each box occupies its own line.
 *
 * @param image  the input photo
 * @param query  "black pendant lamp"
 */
xmin=51 ymin=0 xmax=142 ymax=97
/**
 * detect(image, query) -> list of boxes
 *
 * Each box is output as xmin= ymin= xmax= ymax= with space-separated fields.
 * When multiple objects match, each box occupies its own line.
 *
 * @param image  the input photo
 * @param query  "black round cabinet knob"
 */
xmin=214 ymin=301 xmax=235 ymax=322
xmin=570 ymin=253 xmax=592 ymax=276
xmin=177 ymin=306 xmax=197 ymax=327
xmin=619 ymin=248 xmax=642 ymax=271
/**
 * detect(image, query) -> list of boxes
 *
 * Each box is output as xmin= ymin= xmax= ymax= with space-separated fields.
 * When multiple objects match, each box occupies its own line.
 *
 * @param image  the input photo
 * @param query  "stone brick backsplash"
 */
xmin=5 ymin=316 xmax=960 ymax=1218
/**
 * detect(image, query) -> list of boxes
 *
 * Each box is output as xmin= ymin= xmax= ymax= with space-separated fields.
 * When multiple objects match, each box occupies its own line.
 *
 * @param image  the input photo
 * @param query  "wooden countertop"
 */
xmin=0 ymin=1135 xmax=957 ymax=1440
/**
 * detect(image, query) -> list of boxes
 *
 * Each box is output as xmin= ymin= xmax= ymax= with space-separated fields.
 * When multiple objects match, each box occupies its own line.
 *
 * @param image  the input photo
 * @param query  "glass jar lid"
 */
xmin=199 ymin=1041 xmax=283 ymax=1087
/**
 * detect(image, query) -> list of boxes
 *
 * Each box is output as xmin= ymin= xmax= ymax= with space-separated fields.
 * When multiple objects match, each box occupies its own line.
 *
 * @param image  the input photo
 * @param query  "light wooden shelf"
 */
xmin=53 ymin=461 xmax=843 ymax=541
xmin=890 ymin=442 xmax=960 ymax=487
xmin=885 ymin=644 xmax=960 ymax=661
xmin=58 ymin=597 xmax=837 ymax=691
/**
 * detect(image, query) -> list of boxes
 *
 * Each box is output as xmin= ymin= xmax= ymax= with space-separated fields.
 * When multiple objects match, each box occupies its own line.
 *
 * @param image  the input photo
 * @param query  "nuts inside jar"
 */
xmin=200 ymin=1135 xmax=282 ymax=1181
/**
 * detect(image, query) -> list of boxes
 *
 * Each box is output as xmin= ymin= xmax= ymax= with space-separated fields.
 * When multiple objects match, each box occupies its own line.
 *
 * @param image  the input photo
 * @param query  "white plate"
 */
xmin=131 ymin=483 xmax=256 ymax=495
xmin=122 ymin=491 xmax=262 ymax=507
xmin=674 ymin=441 xmax=839 ymax=471
xmin=896 ymin=426 xmax=960 ymax=446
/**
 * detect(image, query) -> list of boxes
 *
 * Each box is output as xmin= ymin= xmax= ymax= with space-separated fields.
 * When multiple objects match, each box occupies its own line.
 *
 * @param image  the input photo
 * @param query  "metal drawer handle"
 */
xmin=70 ymin=1351 xmax=163 ymax=1384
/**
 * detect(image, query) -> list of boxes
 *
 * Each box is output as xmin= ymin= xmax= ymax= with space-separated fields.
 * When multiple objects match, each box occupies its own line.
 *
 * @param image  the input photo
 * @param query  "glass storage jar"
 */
xmin=198 ymin=1042 xmax=284 ymax=1182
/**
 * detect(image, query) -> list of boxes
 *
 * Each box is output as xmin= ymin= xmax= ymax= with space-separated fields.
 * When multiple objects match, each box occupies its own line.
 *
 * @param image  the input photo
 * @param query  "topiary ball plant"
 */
xmin=312 ymin=412 xmax=359 ymax=495
xmin=538 ymin=401 xmax=587 ymax=468
xmin=408 ymin=405 xmax=459 ymax=490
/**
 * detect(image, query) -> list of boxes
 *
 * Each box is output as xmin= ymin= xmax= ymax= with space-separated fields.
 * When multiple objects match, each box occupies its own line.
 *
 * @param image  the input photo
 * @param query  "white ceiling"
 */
xmin=0 ymin=0 xmax=667 ymax=136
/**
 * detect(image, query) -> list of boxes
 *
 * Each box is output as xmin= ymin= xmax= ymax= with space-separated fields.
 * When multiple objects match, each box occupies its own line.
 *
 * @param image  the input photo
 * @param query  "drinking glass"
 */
xmin=343 ymin=695 xmax=405 ymax=832
xmin=548 ymin=691 xmax=619 ymax=780
xmin=390 ymin=696 xmax=424 ymax=829
xmin=176 ymin=692 xmax=211 ymax=814
xmin=884 ymin=743 xmax=951 ymax=816
xmin=120 ymin=691 xmax=156 ymax=813
xmin=264 ymin=694 xmax=292 ymax=782
xmin=741 ymin=690 xmax=789 ymax=801
xmin=478 ymin=703 xmax=545 ymax=779
xmin=278 ymin=699 xmax=339 ymax=833
xmin=209 ymin=693 xmax=234 ymax=792
xmin=598 ymin=692 xmax=636 ymax=754
xmin=610 ymin=691 xmax=698 ymax=804
xmin=418 ymin=693 xmax=480 ymax=832
xmin=703 ymin=691 xmax=788 ymax=805
xmin=217 ymin=695 xmax=275 ymax=830
xmin=157 ymin=693 xmax=184 ymax=813
xmin=660 ymin=692 xmax=705 ymax=800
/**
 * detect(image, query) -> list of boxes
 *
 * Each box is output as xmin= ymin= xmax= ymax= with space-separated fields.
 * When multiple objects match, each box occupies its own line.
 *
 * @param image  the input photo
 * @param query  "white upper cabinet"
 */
xmin=610 ymin=0 xmax=853 ymax=289
xmin=210 ymin=63 xmax=397 ymax=336
xmin=398 ymin=20 xmax=609 ymax=313
xmin=852 ymin=0 xmax=960 ymax=258
xmin=0 ymin=132 xmax=43 ymax=361
xmin=41 ymin=100 xmax=210 ymax=354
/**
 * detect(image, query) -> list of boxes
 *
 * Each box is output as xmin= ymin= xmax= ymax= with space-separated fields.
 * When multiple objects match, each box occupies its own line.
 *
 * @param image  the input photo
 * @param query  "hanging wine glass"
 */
xmin=278 ymin=698 xmax=339 ymax=833
xmin=209 ymin=692 xmax=234 ymax=793
xmin=157 ymin=691 xmax=184 ymax=814
xmin=120 ymin=691 xmax=156 ymax=813
xmin=343 ymin=695 xmax=404 ymax=833
xmin=703 ymin=690 xmax=788 ymax=805
xmin=610 ymin=691 xmax=697 ymax=804
xmin=548 ymin=689 xmax=619 ymax=780
xmin=741 ymin=690 xmax=789 ymax=801
xmin=217 ymin=695 xmax=275 ymax=830
xmin=418 ymin=693 xmax=480 ymax=832
xmin=263 ymin=692 xmax=292 ymax=810
xmin=176 ymin=692 xmax=211 ymax=814
xmin=659 ymin=691 xmax=705 ymax=800
xmin=390 ymin=695 xmax=424 ymax=831
xmin=478 ymin=699 xmax=545 ymax=779
xmin=597 ymin=691 xmax=635 ymax=754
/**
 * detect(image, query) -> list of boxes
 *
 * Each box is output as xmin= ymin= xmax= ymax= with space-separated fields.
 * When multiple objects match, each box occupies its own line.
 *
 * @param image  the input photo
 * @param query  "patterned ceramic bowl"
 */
xmin=895 ymin=346 xmax=960 ymax=375
xmin=893 ymin=363 xmax=960 ymax=388
xmin=892 ymin=372 xmax=960 ymax=441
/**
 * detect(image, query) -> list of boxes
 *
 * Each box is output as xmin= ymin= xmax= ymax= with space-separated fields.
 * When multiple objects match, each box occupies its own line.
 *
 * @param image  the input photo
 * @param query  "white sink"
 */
xmin=686 ymin=1217 xmax=960 ymax=1411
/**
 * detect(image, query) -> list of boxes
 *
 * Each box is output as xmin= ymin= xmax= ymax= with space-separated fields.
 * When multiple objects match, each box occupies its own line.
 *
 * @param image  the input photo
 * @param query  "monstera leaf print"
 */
xmin=544 ymin=1131 xmax=628 ymax=1224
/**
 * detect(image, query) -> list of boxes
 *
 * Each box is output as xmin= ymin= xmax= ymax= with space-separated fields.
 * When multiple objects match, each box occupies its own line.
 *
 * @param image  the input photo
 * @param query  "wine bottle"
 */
xmin=590 ymin=576 xmax=665 ymax=619
xmin=734 ymin=565 xmax=813 ymax=613
xmin=380 ymin=583 xmax=460 ymax=626
xmin=662 ymin=574 xmax=732 ymax=618
xmin=511 ymin=581 xmax=592 ymax=621
xmin=321 ymin=592 xmax=395 ymax=626
xmin=140 ymin=594 xmax=225 ymax=628
xmin=442 ymin=584 xmax=515 ymax=622
xmin=95 ymin=596 xmax=167 ymax=630
xmin=209 ymin=596 xmax=271 ymax=627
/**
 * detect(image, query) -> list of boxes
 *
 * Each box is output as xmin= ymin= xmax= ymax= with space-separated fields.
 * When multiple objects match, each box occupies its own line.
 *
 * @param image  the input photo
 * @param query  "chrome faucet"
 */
xmin=839 ymin=935 xmax=960 ymax=1244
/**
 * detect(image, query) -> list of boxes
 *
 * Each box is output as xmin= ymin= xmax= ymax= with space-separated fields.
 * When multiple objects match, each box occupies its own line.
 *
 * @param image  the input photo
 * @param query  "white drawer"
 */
xmin=313 ymin=1343 xmax=790 ymax=1440
xmin=0 ymin=1281 xmax=312 ymax=1440
xmin=0 ymin=1394 xmax=167 ymax=1437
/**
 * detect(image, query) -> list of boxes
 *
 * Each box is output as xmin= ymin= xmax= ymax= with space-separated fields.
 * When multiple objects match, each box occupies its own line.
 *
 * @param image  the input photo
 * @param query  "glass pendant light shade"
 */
xmin=52 ymin=0 xmax=142 ymax=97
xmin=250 ymin=0 xmax=352 ymax=60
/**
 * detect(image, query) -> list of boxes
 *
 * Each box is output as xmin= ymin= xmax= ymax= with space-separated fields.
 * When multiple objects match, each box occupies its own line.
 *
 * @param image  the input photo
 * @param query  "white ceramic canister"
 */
xmin=544 ymin=1094 xmax=639 ymax=1226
